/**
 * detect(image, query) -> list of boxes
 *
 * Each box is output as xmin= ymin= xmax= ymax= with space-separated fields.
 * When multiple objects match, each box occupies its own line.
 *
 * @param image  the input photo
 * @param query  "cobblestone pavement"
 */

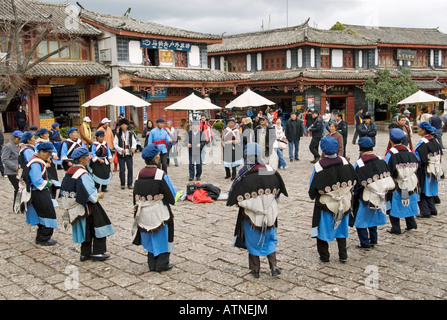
xmin=0 ymin=129 xmax=446 ymax=301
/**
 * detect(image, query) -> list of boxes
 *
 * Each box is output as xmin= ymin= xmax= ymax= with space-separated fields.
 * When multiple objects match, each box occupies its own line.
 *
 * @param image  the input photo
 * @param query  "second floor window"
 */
xmin=412 ymin=49 xmax=428 ymax=67
xmin=378 ymin=48 xmax=397 ymax=67
xmin=263 ymin=50 xmax=286 ymax=71
xmin=38 ymin=40 xmax=81 ymax=60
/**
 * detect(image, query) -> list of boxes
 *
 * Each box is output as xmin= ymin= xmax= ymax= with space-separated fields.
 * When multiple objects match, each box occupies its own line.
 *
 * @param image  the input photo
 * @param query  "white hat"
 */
xmin=101 ymin=118 xmax=111 ymax=124
xmin=83 ymin=116 xmax=92 ymax=122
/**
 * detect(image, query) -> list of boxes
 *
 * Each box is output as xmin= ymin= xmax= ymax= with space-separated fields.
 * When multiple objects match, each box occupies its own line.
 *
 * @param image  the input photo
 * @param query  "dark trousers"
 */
xmin=248 ymin=252 xmax=277 ymax=271
xmin=118 ymin=155 xmax=133 ymax=187
xmin=418 ymin=193 xmax=438 ymax=216
xmin=356 ymin=227 xmax=378 ymax=248
xmin=189 ymin=163 xmax=202 ymax=179
xmin=352 ymin=127 xmax=359 ymax=144
xmin=147 ymin=252 xmax=170 ymax=271
xmin=0 ymin=147 xmax=4 ymax=175
xmin=158 ymin=153 xmax=168 ymax=173
xmin=7 ymin=175 xmax=19 ymax=208
xmin=389 ymin=215 xmax=417 ymax=234
xmin=94 ymin=182 xmax=108 ymax=192
xmin=317 ymin=238 xmax=347 ymax=262
xmin=309 ymin=137 xmax=321 ymax=160
xmin=81 ymin=237 xmax=106 ymax=257
xmin=225 ymin=167 xmax=237 ymax=179
xmin=36 ymin=224 xmax=54 ymax=242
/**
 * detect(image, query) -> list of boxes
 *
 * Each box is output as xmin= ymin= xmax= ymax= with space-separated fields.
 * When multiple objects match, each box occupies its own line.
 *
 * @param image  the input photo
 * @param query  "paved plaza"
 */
xmin=0 ymin=129 xmax=446 ymax=301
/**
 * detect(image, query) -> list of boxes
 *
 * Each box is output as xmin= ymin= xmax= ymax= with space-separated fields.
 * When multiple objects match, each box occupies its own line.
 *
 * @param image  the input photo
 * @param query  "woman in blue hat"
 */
xmin=49 ymin=123 xmax=63 ymax=169
xmin=90 ymin=130 xmax=113 ymax=192
xmin=384 ymin=128 xmax=419 ymax=234
xmin=60 ymin=127 xmax=87 ymax=171
xmin=414 ymin=122 xmax=444 ymax=218
xmin=20 ymin=142 xmax=59 ymax=246
xmin=132 ymin=144 xmax=177 ymax=272
xmin=227 ymin=142 xmax=288 ymax=278
xmin=351 ymin=137 xmax=395 ymax=249
xmin=60 ymin=147 xmax=115 ymax=262
xmin=308 ymin=136 xmax=357 ymax=263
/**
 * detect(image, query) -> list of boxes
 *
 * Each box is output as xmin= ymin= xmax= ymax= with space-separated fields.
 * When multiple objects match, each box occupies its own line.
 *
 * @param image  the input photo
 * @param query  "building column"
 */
xmin=28 ymin=80 xmax=40 ymax=128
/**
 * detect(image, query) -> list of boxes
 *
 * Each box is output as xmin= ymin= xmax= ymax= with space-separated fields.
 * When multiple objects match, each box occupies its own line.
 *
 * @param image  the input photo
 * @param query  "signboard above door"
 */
xmin=141 ymin=38 xmax=192 ymax=52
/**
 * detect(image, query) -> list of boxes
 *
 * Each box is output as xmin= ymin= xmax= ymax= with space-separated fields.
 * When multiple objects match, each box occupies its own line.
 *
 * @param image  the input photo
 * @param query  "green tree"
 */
xmin=364 ymin=68 xmax=418 ymax=118
xmin=330 ymin=22 xmax=346 ymax=31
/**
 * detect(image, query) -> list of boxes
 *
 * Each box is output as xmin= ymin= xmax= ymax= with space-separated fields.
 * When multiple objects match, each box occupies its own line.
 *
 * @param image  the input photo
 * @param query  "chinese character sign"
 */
xmin=141 ymin=38 xmax=192 ymax=52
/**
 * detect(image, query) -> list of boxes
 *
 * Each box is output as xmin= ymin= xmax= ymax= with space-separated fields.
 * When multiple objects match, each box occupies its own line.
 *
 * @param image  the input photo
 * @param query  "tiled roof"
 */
xmin=249 ymin=69 xmax=377 ymax=81
xmin=414 ymin=79 xmax=447 ymax=90
xmin=26 ymin=61 xmax=110 ymax=77
xmin=79 ymin=6 xmax=221 ymax=41
xmin=119 ymin=66 xmax=249 ymax=82
xmin=208 ymin=22 xmax=376 ymax=53
xmin=0 ymin=0 xmax=102 ymax=35
xmin=342 ymin=24 xmax=447 ymax=46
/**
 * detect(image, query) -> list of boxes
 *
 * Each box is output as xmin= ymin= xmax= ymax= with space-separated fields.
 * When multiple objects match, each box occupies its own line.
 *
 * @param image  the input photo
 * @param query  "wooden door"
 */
xmin=175 ymin=51 xmax=187 ymax=67
xmin=321 ymin=55 xmax=330 ymax=69
xmin=343 ymin=50 xmax=354 ymax=69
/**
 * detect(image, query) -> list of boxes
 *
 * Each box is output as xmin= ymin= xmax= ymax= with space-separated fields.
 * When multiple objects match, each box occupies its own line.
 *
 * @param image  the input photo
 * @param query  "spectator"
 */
xmin=429 ymin=110 xmax=444 ymax=149
xmin=357 ymin=114 xmax=377 ymax=146
xmin=335 ymin=112 xmax=348 ymax=158
xmin=284 ymin=112 xmax=304 ymax=162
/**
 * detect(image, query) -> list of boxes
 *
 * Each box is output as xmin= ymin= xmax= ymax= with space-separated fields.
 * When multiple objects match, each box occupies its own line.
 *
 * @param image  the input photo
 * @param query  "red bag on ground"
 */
xmin=192 ymin=189 xmax=213 ymax=204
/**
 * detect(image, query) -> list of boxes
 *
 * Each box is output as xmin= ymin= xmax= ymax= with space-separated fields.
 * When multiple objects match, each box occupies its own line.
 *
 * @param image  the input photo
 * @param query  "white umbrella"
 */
xmin=164 ymin=93 xmax=221 ymax=111
xmin=397 ymin=90 xmax=443 ymax=105
xmin=225 ymin=89 xmax=275 ymax=109
xmin=82 ymin=86 xmax=151 ymax=107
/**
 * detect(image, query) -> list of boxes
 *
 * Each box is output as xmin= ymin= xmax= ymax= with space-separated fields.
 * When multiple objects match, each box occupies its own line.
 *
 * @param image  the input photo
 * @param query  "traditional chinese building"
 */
xmin=207 ymin=21 xmax=447 ymax=124
xmin=0 ymin=0 xmax=110 ymax=131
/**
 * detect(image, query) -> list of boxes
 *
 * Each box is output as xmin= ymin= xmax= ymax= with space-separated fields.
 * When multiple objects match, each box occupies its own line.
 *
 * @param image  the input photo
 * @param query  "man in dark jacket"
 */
xmin=352 ymin=107 xmax=364 ymax=144
xmin=335 ymin=112 xmax=348 ymax=158
xmin=308 ymin=110 xmax=324 ymax=163
xmin=284 ymin=112 xmax=304 ymax=161
xmin=429 ymin=109 xmax=444 ymax=149
xmin=185 ymin=120 xmax=207 ymax=181
xmin=356 ymin=114 xmax=377 ymax=146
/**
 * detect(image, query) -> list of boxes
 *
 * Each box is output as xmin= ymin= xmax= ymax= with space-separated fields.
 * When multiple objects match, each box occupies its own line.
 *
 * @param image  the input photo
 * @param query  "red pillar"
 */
xmin=27 ymin=81 xmax=40 ymax=128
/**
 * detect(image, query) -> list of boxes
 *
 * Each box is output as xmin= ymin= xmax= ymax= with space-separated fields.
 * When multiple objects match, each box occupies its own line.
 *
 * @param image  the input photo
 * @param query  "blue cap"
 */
xmin=244 ymin=142 xmax=262 ymax=156
xmin=358 ymin=137 xmax=374 ymax=149
xmin=67 ymin=127 xmax=78 ymax=136
xmin=28 ymin=126 xmax=38 ymax=131
xmin=35 ymin=128 xmax=49 ymax=137
xmin=228 ymin=118 xmax=236 ymax=122
xmin=320 ymin=136 xmax=339 ymax=155
xmin=71 ymin=147 xmax=90 ymax=160
xmin=52 ymin=122 xmax=60 ymax=129
xmin=12 ymin=130 xmax=23 ymax=138
xmin=156 ymin=118 xmax=165 ymax=123
xmin=142 ymin=144 xmax=160 ymax=160
xmin=389 ymin=128 xmax=405 ymax=143
xmin=36 ymin=142 xmax=54 ymax=152
xmin=20 ymin=131 xmax=34 ymax=143
xmin=95 ymin=130 xmax=105 ymax=137
xmin=418 ymin=121 xmax=435 ymax=134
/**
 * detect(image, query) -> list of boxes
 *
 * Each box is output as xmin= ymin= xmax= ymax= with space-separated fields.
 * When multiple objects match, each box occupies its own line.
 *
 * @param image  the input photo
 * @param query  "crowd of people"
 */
xmin=0 ymin=105 xmax=444 ymax=278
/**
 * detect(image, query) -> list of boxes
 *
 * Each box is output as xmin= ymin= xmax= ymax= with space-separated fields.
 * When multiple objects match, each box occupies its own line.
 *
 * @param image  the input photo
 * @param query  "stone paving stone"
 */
xmin=0 ymin=130 xmax=446 ymax=300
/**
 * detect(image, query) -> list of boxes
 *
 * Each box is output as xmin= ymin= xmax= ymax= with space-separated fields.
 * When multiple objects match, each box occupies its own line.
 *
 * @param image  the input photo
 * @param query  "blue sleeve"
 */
xmin=414 ymin=150 xmax=421 ymax=162
xmin=24 ymin=148 xmax=35 ymax=162
xmin=148 ymin=130 xmax=154 ymax=144
xmin=384 ymin=152 xmax=391 ymax=164
xmin=61 ymin=142 xmax=68 ymax=159
xmin=107 ymin=144 xmax=112 ymax=158
xmin=30 ymin=162 xmax=46 ymax=190
xmin=163 ymin=174 xmax=177 ymax=198
xmin=91 ymin=144 xmax=98 ymax=161
xmin=80 ymin=173 xmax=98 ymax=203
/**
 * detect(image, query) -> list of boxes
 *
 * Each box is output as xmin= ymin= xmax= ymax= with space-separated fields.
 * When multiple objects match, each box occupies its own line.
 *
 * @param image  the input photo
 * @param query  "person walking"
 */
xmin=334 ymin=112 xmax=348 ymax=158
xmin=308 ymin=137 xmax=357 ymax=263
xmin=79 ymin=117 xmax=93 ymax=149
xmin=15 ymin=105 xmax=27 ymax=131
xmin=284 ymin=112 xmax=304 ymax=162
xmin=1 ymin=131 xmax=23 ymax=210
xmin=227 ymin=142 xmax=288 ymax=278
xmin=132 ymin=144 xmax=177 ymax=272
xmin=113 ymin=118 xmax=137 ymax=189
